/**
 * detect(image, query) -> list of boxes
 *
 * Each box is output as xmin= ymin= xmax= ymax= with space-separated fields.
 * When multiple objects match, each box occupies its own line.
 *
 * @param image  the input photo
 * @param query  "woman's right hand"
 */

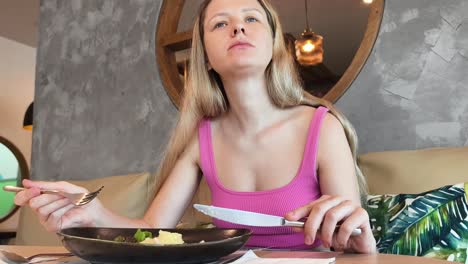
xmin=14 ymin=179 xmax=102 ymax=232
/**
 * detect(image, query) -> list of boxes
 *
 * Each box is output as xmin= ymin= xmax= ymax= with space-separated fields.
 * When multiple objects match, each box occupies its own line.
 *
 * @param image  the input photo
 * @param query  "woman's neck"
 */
xmin=220 ymin=74 xmax=285 ymax=136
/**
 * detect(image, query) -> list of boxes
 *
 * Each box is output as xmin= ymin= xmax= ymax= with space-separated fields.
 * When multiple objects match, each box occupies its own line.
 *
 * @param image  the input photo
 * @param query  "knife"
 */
xmin=193 ymin=204 xmax=362 ymax=236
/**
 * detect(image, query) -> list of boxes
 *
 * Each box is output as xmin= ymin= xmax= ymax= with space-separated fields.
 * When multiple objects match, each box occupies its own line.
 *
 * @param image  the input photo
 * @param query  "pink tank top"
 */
xmin=198 ymin=106 xmax=329 ymax=249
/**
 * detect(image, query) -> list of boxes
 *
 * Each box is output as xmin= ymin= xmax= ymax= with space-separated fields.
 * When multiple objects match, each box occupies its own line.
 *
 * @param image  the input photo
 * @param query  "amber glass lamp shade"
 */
xmin=295 ymin=30 xmax=324 ymax=66
xmin=23 ymin=102 xmax=33 ymax=131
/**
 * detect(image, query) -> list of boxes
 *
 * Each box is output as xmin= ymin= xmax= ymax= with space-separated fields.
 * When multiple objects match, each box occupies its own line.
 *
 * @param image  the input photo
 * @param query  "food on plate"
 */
xmin=156 ymin=230 xmax=185 ymax=245
xmin=114 ymin=229 xmax=185 ymax=245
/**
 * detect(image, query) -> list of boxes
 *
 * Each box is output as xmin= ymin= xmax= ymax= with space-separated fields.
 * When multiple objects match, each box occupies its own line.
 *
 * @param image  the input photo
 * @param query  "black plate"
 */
xmin=57 ymin=227 xmax=251 ymax=264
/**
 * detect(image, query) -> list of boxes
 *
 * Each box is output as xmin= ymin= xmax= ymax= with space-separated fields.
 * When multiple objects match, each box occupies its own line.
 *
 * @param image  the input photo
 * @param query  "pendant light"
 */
xmin=295 ymin=0 xmax=324 ymax=66
xmin=23 ymin=102 xmax=33 ymax=131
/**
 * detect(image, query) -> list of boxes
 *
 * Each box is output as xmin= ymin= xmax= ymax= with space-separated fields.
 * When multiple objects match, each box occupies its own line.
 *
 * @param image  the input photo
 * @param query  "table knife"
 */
xmin=193 ymin=204 xmax=362 ymax=236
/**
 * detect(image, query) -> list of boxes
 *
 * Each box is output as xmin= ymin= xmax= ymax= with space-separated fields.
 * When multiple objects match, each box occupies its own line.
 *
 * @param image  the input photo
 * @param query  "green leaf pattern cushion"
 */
xmin=367 ymin=182 xmax=468 ymax=263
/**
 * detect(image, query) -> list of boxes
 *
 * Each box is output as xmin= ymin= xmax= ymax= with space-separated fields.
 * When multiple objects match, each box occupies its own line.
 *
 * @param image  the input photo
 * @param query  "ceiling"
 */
xmin=0 ymin=0 xmax=40 ymax=47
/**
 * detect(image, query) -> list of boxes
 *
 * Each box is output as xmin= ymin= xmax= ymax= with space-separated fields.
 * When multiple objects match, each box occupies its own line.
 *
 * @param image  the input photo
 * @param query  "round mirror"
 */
xmin=156 ymin=0 xmax=384 ymax=107
xmin=0 ymin=136 xmax=29 ymax=222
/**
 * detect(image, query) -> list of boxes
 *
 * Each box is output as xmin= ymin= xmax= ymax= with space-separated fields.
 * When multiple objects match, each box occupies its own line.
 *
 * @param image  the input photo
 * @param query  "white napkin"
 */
xmin=230 ymin=250 xmax=336 ymax=264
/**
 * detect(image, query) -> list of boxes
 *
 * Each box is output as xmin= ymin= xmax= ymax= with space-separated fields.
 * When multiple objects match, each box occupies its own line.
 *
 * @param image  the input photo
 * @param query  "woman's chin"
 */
xmin=218 ymin=62 xmax=268 ymax=77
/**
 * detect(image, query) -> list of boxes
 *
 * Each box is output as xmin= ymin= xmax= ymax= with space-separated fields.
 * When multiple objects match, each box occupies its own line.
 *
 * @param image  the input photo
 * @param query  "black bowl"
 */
xmin=57 ymin=227 xmax=251 ymax=264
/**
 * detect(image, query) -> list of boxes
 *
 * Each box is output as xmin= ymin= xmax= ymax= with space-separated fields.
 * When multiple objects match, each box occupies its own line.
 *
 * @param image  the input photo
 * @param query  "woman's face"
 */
xmin=203 ymin=0 xmax=273 ymax=77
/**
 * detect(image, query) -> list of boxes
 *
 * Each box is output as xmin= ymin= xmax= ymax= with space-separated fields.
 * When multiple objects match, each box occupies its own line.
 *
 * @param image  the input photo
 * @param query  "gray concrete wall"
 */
xmin=337 ymin=0 xmax=468 ymax=153
xmin=32 ymin=0 xmax=177 ymax=180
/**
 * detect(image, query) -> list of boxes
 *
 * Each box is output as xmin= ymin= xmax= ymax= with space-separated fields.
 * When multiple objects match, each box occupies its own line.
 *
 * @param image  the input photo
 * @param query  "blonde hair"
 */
xmin=157 ymin=0 xmax=368 ymax=202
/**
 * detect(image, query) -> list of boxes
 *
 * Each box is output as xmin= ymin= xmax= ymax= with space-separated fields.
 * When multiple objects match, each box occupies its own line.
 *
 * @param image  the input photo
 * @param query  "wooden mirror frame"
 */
xmin=0 ymin=136 xmax=29 ymax=223
xmin=156 ymin=0 xmax=385 ymax=107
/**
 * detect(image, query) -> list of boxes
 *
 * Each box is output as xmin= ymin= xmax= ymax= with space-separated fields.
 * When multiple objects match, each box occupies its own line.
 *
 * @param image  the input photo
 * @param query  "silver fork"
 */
xmin=0 ymin=249 xmax=74 ymax=264
xmin=3 ymin=185 xmax=104 ymax=206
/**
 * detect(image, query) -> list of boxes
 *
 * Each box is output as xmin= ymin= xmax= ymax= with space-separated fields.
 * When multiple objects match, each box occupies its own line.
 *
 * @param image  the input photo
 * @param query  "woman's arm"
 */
xmin=317 ymin=113 xmax=360 ymax=204
xmin=285 ymin=113 xmax=376 ymax=253
xmin=15 ymin=135 xmax=202 ymax=231
xmin=94 ymin=136 xmax=202 ymax=228
xmin=141 ymin=135 xmax=202 ymax=228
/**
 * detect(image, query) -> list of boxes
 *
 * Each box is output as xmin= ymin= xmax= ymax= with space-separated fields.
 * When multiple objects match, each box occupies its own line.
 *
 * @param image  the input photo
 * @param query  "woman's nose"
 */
xmin=232 ymin=26 xmax=245 ymax=37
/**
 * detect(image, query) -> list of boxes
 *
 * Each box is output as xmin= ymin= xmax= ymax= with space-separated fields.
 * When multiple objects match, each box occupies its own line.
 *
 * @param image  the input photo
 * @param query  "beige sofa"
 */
xmin=11 ymin=146 xmax=468 ymax=246
xmin=359 ymin=146 xmax=468 ymax=194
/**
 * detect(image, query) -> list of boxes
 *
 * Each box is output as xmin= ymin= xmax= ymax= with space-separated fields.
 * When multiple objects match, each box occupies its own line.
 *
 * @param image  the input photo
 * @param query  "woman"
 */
xmin=15 ymin=0 xmax=376 ymax=253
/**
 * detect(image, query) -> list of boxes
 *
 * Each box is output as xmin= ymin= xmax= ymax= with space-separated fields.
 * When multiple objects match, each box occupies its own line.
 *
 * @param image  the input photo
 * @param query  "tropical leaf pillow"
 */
xmin=367 ymin=182 xmax=468 ymax=263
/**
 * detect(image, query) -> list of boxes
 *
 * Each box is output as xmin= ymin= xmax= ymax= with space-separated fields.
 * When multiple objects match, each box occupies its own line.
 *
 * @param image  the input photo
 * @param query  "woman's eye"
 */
xmin=246 ymin=17 xmax=258 ymax=23
xmin=214 ymin=22 xmax=227 ymax=29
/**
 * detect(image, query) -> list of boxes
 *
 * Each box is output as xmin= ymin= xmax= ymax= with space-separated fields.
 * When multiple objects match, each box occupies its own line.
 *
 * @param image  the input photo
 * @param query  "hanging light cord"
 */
xmin=305 ymin=0 xmax=310 ymax=31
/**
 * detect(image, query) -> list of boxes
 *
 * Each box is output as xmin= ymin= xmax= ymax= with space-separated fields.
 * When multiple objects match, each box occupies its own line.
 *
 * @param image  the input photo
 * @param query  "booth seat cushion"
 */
xmin=15 ymin=172 xmax=156 ymax=246
xmin=358 ymin=146 xmax=468 ymax=194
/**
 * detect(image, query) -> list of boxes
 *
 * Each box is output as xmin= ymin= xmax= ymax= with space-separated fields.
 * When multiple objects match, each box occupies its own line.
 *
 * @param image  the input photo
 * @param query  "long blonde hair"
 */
xmin=157 ymin=0 xmax=368 ymax=202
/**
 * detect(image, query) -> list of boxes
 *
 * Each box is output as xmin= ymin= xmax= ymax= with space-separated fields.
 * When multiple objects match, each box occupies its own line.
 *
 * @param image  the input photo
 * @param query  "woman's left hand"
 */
xmin=285 ymin=195 xmax=377 ymax=253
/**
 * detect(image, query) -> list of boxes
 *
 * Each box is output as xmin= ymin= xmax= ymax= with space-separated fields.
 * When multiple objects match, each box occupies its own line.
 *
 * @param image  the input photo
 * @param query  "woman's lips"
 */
xmin=229 ymin=42 xmax=254 ymax=50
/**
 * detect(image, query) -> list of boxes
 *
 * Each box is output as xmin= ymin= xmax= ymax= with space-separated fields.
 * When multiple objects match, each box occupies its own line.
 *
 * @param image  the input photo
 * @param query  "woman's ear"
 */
xmin=207 ymin=62 xmax=212 ymax=71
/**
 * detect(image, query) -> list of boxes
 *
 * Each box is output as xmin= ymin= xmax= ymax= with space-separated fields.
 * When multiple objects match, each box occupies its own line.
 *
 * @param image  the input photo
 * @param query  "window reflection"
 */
xmin=0 ymin=143 xmax=20 ymax=180
xmin=0 ymin=137 xmax=28 ymax=222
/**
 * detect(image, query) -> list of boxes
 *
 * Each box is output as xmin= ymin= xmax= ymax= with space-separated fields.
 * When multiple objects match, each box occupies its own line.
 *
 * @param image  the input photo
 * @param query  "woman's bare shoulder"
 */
xmin=180 ymin=127 xmax=201 ymax=166
xmin=294 ymin=105 xmax=340 ymax=127
xmin=318 ymin=111 xmax=350 ymax=160
xmin=321 ymin=111 xmax=346 ymax=137
xmin=289 ymin=104 xmax=318 ymax=124
xmin=297 ymin=105 xmax=347 ymax=149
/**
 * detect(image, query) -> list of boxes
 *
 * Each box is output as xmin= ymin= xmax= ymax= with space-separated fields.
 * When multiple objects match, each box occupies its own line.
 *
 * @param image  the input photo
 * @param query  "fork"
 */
xmin=0 ymin=249 xmax=74 ymax=264
xmin=3 ymin=185 xmax=104 ymax=206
